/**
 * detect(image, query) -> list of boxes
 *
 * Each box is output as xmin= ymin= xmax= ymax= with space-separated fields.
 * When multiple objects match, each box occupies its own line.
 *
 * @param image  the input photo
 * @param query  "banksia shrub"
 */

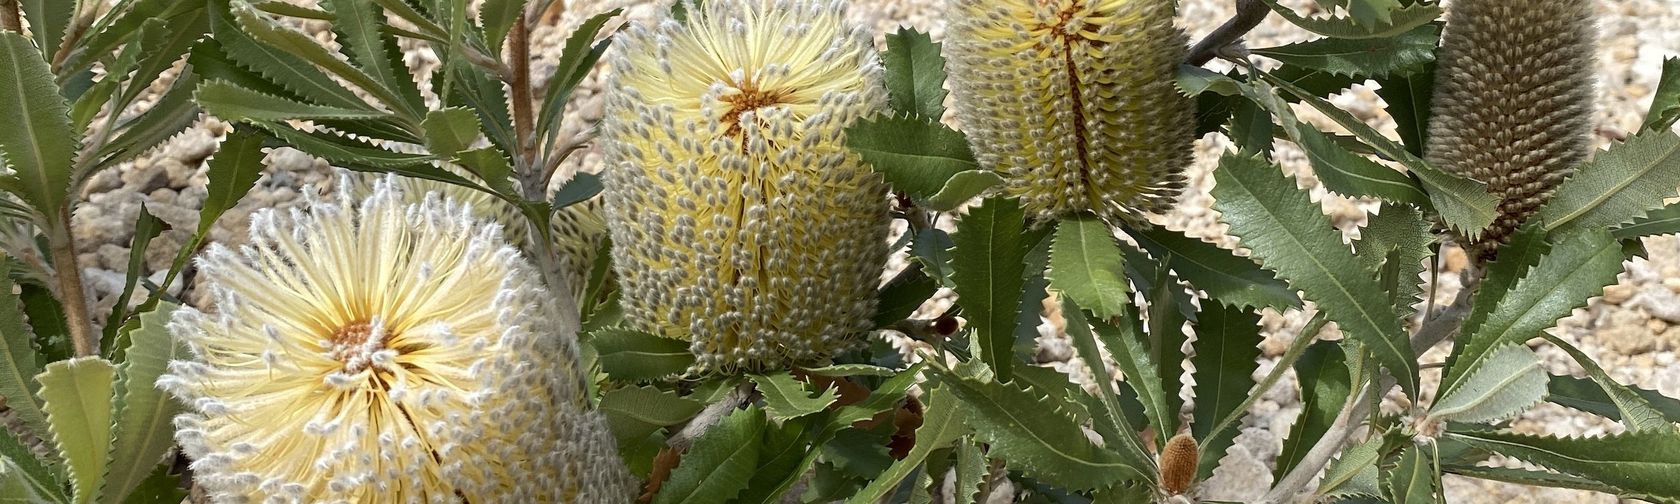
xmin=160 ymin=178 xmax=634 ymax=502
xmin=1426 ymin=0 xmax=1597 ymax=252
xmin=945 ymin=0 xmax=1195 ymax=222
xmin=601 ymin=0 xmax=891 ymax=373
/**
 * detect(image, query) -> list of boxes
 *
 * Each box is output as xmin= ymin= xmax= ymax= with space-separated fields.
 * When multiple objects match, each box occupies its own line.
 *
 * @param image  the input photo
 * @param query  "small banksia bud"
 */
xmin=1426 ymin=0 xmax=1597 ymax=253
xmin=600 ymin=0 xmax=891 ymax=373
xmin=162 ymin=177 xmax=634 ymax=502
xmin=1158 ymin=432 xmax=1199 ymax=496
xmin=945 ymin=0 xmax=1195 ymax=223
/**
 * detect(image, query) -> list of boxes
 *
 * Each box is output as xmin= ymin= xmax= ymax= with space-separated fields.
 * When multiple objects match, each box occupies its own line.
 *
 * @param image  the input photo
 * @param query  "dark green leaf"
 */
xmin=326 ymin=0 xmax=424 ymax=119
xmin=845 ymin=115 xmax=979 ymax=200
xmin=1047 ymin=215 xmax=1130 ymax=319
xmin=537 ymin=10 xmax=621 ymax=140
xmin=1447 ymin=428 xmax=1680 ymax=501
xmin=909 ymin=227 xmax=955 ymax=288
xmin=1644 ymin=57 xmax=1680 ymax=133
xmin=1177 ymin=65 xmax=1243 ymax=97
xmin=1538 ymin=333 xmax=1668 ymax=432
xmin=1384 ymin=443 xmax=1437 ymax=504
xmin=1251 ymin=25 xmax=1438 ymax=78
xmin=420 ymin=107 xmax=481 ymax=156
xmin=99 ymin=206 xmax=168 ymax=355
xmin=1444 ymin=465 xmax=1624 ymax=497
xmin=881 ymin=27 xmax=947 ymax=119
xmin=196 ymin=79 xmax=388 ymax=122
xmin=230 ymin=3 xmax=410 ymax=114
xmin=950 ymin=197 xmax=1031 ymax=380
xmin=654 ymin=407 xmax=766 ymax=504
xmin=1059 ymin=298 xmax=1156 ymax=470
xmin=1355 ymin=204 xmax=1434 ymax=317
xmin=0 ymin=33 xmax=78 ymax=224
xmin=110 ymin=464 xmax=185 ymax=504
xmin=479 ymin=0 xmax=526 ymax=55
xmin=748 ymin=372 xmax=837 ymax=423
xmin=207 ymin=0 xmax=371 ymax=111
xmin=922 ymin=170 xmax=1003 ymax=212
xmin=598 ymin=385 xmax=704 ymax=444
xmin=1547 ymin=374 xmax=1680 ymax=424
xmin=943 ymin=375 xmax=1148 ymax=489
xmin=1375 ymin=61 xmax=1436 ymax=156
xmin=0 ymin=260 xmax=50 ymax=449
xmin=589 ymin=328 xmax=694 ymax=381
xmin=1612 ymin=202 xmax=1680 ymax=240
xmin=1275 ymin=341 xmax=1352 ymax=480
xmin=1259 ymin=0 xmax=1442 ymax=40
xmin=1539 ymin=130 xmax=1680 ymax=237
xmin=873 ymin=267 xmax=937 ymax=328
xmin=550 ymin=172 xmax=602 ymax=209
xmin=844 ymin=387 xmax=966 ymax=504
xmin=1129 ymin=227 xmax=1300 ymax=311
xmin=19 ymin=0 xmax=73 ymax=63
xmin=1240 ymin=79 xmax=1430 ymax=205
xmin=1188 ymin=303 xmax=1262 ymax=479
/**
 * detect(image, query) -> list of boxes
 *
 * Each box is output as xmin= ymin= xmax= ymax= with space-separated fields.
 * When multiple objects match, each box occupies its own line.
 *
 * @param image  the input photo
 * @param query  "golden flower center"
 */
xmin=325 ymin=321 xmax=390 ymax=373
xmin=722 ymin=85 xmax=790 ymax=138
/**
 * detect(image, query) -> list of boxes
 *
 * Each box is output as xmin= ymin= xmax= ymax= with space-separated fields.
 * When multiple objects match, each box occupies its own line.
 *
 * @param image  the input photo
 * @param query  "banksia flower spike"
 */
xmin=1158 ymin=432 xmax=1199 ymax=496
xmin=160 ymin=177 xmax=634 ymax=502
xmin=1426 ymin=0 xmax=1597 ymax=254
xmin=601 ymin=0 xmax=891 ymax=373
xmin=945 ymin=0 xmax=1195 ymax=223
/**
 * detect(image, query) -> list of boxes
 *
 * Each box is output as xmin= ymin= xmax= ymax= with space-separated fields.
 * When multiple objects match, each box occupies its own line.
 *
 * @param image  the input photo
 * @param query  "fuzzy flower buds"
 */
xmin=601 ymin=0 xmax=891 ymax=373
xmin=1426 ymin=0 xmax=1597 ymax=252
xmin=161 ymin=178 xmax=634 ymax=502
xmin=945 ymin=0 xmax=1195 ymax=222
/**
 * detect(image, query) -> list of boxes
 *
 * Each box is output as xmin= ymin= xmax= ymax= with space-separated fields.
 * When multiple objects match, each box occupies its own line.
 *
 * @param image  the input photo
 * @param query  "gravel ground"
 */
xmin=67 ymin=0 xmax=1680 ymax=502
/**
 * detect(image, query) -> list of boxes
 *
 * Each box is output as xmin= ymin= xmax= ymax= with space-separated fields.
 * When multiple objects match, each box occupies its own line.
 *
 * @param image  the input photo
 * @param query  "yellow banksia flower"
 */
xmin=160 ymin=177 xmax=634 ymax=503
xmin=1427 ymin=0 xmax=1597 ymax=253
xmin=945 ymin=0 xmax=1194 ymax=223
xmin=601 ymin=0 xmax=891 ymax=373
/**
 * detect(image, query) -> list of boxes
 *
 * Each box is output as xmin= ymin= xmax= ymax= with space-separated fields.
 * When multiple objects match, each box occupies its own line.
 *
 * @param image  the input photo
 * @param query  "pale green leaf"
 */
xmin=1128 ymin=227 xmax=1301 ymax=311
xmin=1047 ymin=215 xmax=1131 ymax=319
xmin=0 ymin=33 xmax=78 ymax=223
xmin=1429 ymin=344 xmax=1547 ymax=424
xmin=953 ymin=440 xmax=985 ymax=504
xmin=1440 ymin=229 xmax=1623 ymax=401
xmin=1314 ymin=433 xmax=1383 ymax=499
xmin=1539 ymin=333 xmax=1669 ymax=432
xmin=196 ymin=79 xmax=388 ymax=122
xmin=0 ymin=260 xmax=49 ymax=447
xmin=845 ymin=115 xmax=979 ymax=200
xmin=748 ymin=373 xmax=837 ymax=424
xmin=1252 ymin=25 xmax=1438 ymax=78
xmin=231 ymin=2 xmax=409 ymax=114
xmin=881 ymin=27 xmax=947 ymax=119
xmin=588 ymin=328 xmax=694 ymax=381
xmin=420 ymin=107 xmax=481 ymax=156
xmin=1188 ymin=303 xmax=1262 ymax=479
xmin=942 ymin=375 xmax=1147 ymax=489
xmin=1448 ymin=428 xmax=1680 ymax=500
xmin=1644 ymin=57 xmax=1680 ymax=133
xmin=799 ymin=364 xmax=897 ymax=378
xmin=0 ymin=428 xmax=62 ymax=503
xmin=1355 ymin=204 xmax=1435 ymax=317
xmin=1444 ymin=465 xmax=1626 ymax=498
xmin=845 ymin=387 xmax=966 ymax=504
xmin=0 ymin=457 xmax=52 ymax=504
xmin=1539 ymin=130 xmax=1680 ymax=237
xmin=922 ymin=170 xmax=1003 ymax=212
xmin=654 ymin=407 xmax=766 ymax=504
xmin=1176 ymin=65 xmax=1243 ymax=97
xmin=950 ymin=197 xmax=1030 ymax=381
xmin=101 ymin=305 xmax=184 ymax=503
xmin=1210 ymin=152 xmax=1417 ymax=396
xmin=597 ymin=385 xmax=704 ymax=444
xmin=1259 ymin=0 xmax=1442 ymax=40
xmin=36 ymin=357 xmax=117 ymax=504
xmin=1384 ymin=444 xmax=1437 ymax=504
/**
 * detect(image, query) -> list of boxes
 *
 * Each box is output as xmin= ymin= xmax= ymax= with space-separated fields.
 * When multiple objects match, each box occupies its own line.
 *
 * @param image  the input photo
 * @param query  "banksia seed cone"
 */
xmin=1159 ymin=432 xmax=1199 ymax=496
xmin=160 ymin=177 xmax=634 ymax=502
xmin=601 ymin=0 xmax=891 ymax=373
xmin=945 ymin=0 xmax=1195 ymax=223
xmin=1426 ymin=0 xmax=1596 ymax=253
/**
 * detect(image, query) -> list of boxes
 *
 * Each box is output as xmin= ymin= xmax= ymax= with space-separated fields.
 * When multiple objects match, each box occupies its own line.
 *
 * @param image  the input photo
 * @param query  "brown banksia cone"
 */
xmin=1426 ymin=0 xmax=1597 ymax=256
xmin=944 ymin=0 xmax=1195 ymax=223
xmin=1158 ymin=432 xmax=1199 ymax=496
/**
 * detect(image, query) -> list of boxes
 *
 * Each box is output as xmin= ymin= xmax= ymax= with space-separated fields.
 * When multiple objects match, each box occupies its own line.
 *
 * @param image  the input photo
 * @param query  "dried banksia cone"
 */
xmin=601 ymin=0 xmax=891 ymax=373
xmin=1426 ymin=0 xmax=1597 ymax=252
xmin=945 ymin=0 xmax=1195 ymax=223
xmin=1158 ymin=432 xmax=1199 ymax=496
xmin=160 ymin=177 xmax=634 ymax=502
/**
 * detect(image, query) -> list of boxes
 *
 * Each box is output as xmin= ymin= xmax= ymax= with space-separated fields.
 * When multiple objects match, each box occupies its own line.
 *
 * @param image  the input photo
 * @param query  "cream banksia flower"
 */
xmin=159 ymin=177 xmax=634 ymax=503
xmin=945 ymin=0 xmax=1194 ymax=222
xmin=600 ymin=0 xmax=891 ymax=373
xmin=1426 ymin=0 xmax=1597 ymax=253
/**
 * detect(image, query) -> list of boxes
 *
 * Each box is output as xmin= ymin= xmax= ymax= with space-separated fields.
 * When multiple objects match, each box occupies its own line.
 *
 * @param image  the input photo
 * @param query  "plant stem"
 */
xmin=1186 ymin=0 xmax=1269 ymax=66
xmin=0 ymin=0 xmax=20 ymax=33
xmin=48 ymin=205 xmax=97 ymax=357
xmin=508 ymin=11 xmax=540 ymax=194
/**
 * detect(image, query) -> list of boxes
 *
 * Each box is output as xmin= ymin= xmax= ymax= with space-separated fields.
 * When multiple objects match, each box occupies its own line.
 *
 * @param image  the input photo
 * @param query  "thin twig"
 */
xmin=667 ymin=380 xmax=755 ymax=451
xmin=48 ymin=206 xmax=97 ymax=357
xmin=1186 ymin=0 xmax=1269 ymax=66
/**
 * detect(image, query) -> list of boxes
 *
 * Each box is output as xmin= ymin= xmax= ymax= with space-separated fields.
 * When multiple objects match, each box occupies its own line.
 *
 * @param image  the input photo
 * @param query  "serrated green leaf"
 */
xmin=589 ymin=328 xmax=694 ymax=381
xmin=654 ymin=407 xmax=766 ymax=504
xmin=1538 ymin=334 xmax=1668 ymax=432
xmin=479 ymin=0 xmax=526 ymax=55
xmin=1376 ymin=61 xmax=1436 ymax=156
xmin=1447 ymin=428 xmax=1680 ymax=500
xmin=250 ymin=0 xmax=333 ymax=19
xmin=598 ymin=385 xmax=704 ymax=444
xmin=92 ymin=68 xmax=201 ymax=170
xmin=923 ymin=170 xmax=1003 ymax=212
xmin=909 ymin=227 xmax=955 ymax=288
xmin=451 ymin=147 xmax=518 ymax=196
xmin=19 ymin=0 xmax=73 ymax=64
xmin=943 ymin=375 xmax=1147 ymax=489
xmin=845 ymin=386 xmax=965 ymax=504
xmin=1176 ymin=65 xmax=1243 ymax=97
xmin=1443 ymin=465 xmax=1628 ymax=498
xmin=109 ymin=464 xmax=184 ymax=504
xmin=1013 ymin=232 xmax=1054 ymax=360
xmin=1439 ymin=229 xmax=1623 ymax=401
xmin=230 ymin=2 xmax=410 ymax=114
xmin=1347 ymin=0 xmax=1402 ymax=26
xmin=1315 ymin=433 xmax=1383 ymax=499
xmin=1645 ymin=57 xmax=1680 ymax=133
xmin=1276 ymin=341 xmax=1352 ymax=480
xmin=846 ymin=116 xmax=979 ymax=200
xmin=1356 ymin=204 xmax=1435 ymax=317
xmin=99 ymin=206 xmax=168 ymax=355
xmin=800 ymin=364 xmax=898 ymax=378
xmin=1189 ymin=303 xmax=1262 ymax=479
xmin=101 ymin=305 xmax=183 ymax=504
xmin=207 ymin=0 xmax=370 ymax=111
xmin=873 ymin=267 xmax=937 ymax=328
xmin=1059 ymin=299 xmax=1155 ymax=470
xmin=1252 ymin=25 xmax=1437 ymax=78
xmin=1128 ymin=227 xmax=1300 ymax=311
xmin=0 ymin=33 xmax=78 ymax=224
xmin=420 ymin=107 xmax=481 ymax=156
xmin=1613 ymin=202 xmax=1680 ymax=240
xmin=1547 ymin=374 xmax=1680 ymax=424
xmin=1239 ymin=79 xmax=1430 ymax=206
xmin=197 ymin=79 xmax=389 ymax=124
xmin=953 ymin=440 xmax=986 ymax=504
xmin=1429 ymin=344 xmax=1547 ymax=423
xmin=0 ymin=428 xmax=62 ymax=503
xmin=882 ymin=27 xmax=947 ymax=119
xmin=0 ymin=260 xmax=49 ymax=448
xmin=749 ymin=373 xmax=837 ymax=423
xmin=1047 ymin=215 xmax=1130 ymax=319
xmin=1139 ymin=259 xmax=1189 ymax=436
xmin=537 ymin=9 xmax=620 ymax=143
xmin=1260 ymin=0 xmax=1441 ymax=40
xmin=1210 ymin=152 xmax=1418 ymax=396
xmin=550 ymin=171 xmax=601 ymax=210
xmin=36 ymin=357 xmax=116 ymax=504
xmin=1384 ymin=443 xmax=1437 ymax=504
xmin=1539 ymin=130 xmax=1680 ymax=237
xmin=829 ymin=362 xmax=925 ymax=428
xmin=951 ymin=197 xmax=1030 ymax=381
xmin=197 ymin=130 xmax=267 ymax=238
xmin=325 ymin=0 xmax=424 ymax=119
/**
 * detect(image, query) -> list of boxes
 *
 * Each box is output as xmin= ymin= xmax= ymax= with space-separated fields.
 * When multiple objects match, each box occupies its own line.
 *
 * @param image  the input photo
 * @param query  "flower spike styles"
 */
xmin=160 ymin=177 xmax=635 ymax=503
xmin=946 ymin=0 xmax=1195 ymax=223
xmin=601 ymin=0 xmax=892 ymax=373
xmin=1427 ymin=0 xmax=1597 ymax=256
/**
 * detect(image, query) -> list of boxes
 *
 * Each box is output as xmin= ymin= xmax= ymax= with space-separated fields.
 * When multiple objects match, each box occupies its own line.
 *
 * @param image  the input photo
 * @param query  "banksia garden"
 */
xmin=2 ymin=0 xmax=1680 ymax=502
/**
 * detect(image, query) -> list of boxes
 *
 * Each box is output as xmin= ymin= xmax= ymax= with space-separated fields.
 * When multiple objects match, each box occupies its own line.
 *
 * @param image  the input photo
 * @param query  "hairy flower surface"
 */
xmin=601 ymin=0 xmax=891 ymax=373
xmin=946 ymin=0 xmax=1194 ymax=222
xmin=161 ymin=178 xmax=633 ymax=503
xmin=1427 ymin=0 xmax=1596 ymax=252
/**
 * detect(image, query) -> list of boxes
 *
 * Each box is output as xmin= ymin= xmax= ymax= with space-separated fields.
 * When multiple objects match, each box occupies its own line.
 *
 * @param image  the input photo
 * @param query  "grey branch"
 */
xmin=1187 ymin=0 xmax=1269 ymax=66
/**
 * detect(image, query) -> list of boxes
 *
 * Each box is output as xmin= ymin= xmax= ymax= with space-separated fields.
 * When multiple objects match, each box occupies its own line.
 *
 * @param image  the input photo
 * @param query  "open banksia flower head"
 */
xmin=945 ymin=0 xmax=1195 ymax=223
xmin=160 ymin=177 xmax=634 ymax=503
xmin=1426 ymin=0 xmax=1597 ymax=252
xmin=601 ymin=0 xmax=891 ymax=373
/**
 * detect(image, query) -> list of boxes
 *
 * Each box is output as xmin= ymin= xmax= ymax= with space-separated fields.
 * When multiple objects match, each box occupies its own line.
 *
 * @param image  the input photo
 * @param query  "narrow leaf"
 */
xmin=1251 ymin=25 xmax=1438 ymax=78
xmin=1428 ymin=344 xmax=1547 ymax=423
xmin=1355 ymin=204 xmax=1435 ymax=317
xmin=230 ymin=3 xmax=409 ymax=113
xmin=589 ymin=328 xmax=695 ymax=381
xmin=0 ymin=260 xmax=49 ymax=445
xmin=102 ymin=305 xmax=185 ymax=503
xmin=1315 ymin=433 xmax=1383 ymax=499
xmin=1644 ymin=57 xmax=1680 ymax=133
xmin=922 ymin=170 xmax=1003 ymax=212
xmin=99 ymin=206 xmax=168 ymax=353
xmin=1384 ymin=443 xmax=1437 ymax=504
xmin=36 ymin=357 xmax=117 ymax=504
xmin=1539 ymin=333 xmax=1669 ymax=432
xmin=1547 ymin=374 xmax=1680 ymax=424
xmin=1059 ymin=298 xmax=1157 ymax=470
xmin=536 ymin=9 xmax=621 ymax=139
xmin=1275 ymin=341 xmax=1352 ymax=480
xmin=844 ymin=387 xmax=967 ymax=504
xmin=950 ymin=197 xmax=1030 ymax=380
xmin=1375 ymin=61 xmax=1437 ymax=156
xmin=325 ymin=0 xmax=424 ymax=118
xmin=421 ymin=107 xmax=482 ymax=156
xmin=0 ymin=33 xmax=78 ymax=222
xmin=1129 ymin=227 xmax=1300 ymax=310
xmin=1448 ymin=428 xmax=1680 ymax=500
xmin=207 ymin=0 xmax=370 ymax=111
xmin=1539 ymin=129 xmax=1680 ymax=237
xmin=1259 ymin=0 xmax=1442 ymax=40
xmin=1612 ymin=202 xmax=1680 ymax=240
